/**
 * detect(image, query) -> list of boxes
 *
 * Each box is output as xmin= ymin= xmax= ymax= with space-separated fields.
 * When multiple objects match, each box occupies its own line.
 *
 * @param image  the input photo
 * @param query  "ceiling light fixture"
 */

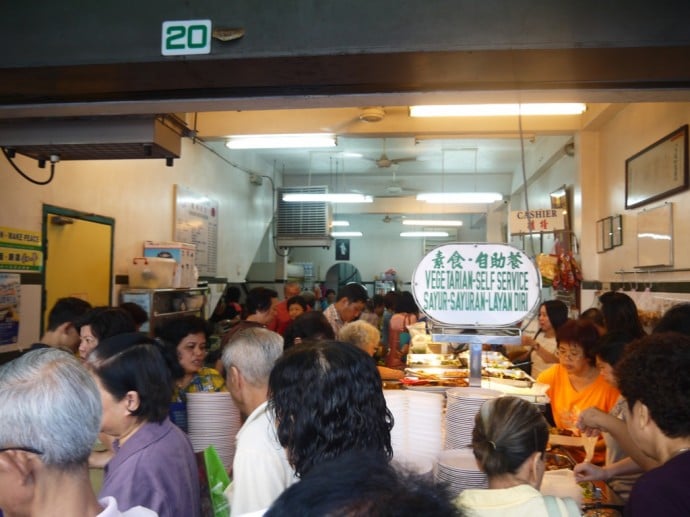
xmin=416 ymin=192 xmax=503 ymax=204
xmin=402 ymin=219 xmax=463 ymax=227
xmin=409 ymin=103 xmax=587 ymax=117
xmin=282 ymin=193 xmax=373 ymax=203
xmin=331 ymin=220 xmax=350 ymax=227
xmin=225 ymin=133 xmax=336 ymax=149
xmin=400 ymin=231 xmax=450 ymax=238
xmin=331 ymin=231 xmax=363 ymax=237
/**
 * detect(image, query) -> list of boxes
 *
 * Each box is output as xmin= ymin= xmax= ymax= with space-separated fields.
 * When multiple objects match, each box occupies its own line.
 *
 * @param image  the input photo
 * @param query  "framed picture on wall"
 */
xmin=625 ymin=124 xmax=689 ymax=209
xmin=636 ymin=203 xmax=673 ymax=268
xmin=335 ymin=239 xmax=350 ymax=261
xmin=596 ymin=218 xmax=607 ymax=253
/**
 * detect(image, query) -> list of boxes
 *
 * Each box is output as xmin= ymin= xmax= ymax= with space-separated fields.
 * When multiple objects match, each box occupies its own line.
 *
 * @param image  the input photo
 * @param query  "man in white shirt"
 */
xmin=322 ymin=283 xmax=368 ymax=336
xmin=222 ymin=327 xmax=297 ymax=516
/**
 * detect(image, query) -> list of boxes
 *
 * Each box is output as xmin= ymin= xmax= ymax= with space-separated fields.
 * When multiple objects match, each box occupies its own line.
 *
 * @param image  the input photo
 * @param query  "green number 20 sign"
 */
xmin=162 ymin=20 xmax=211 ymax=56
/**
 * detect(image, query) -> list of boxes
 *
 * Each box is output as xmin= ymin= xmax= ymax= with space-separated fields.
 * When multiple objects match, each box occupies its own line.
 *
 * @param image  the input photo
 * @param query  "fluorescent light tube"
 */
xmin=416 ymin=192 xmax=503 ymax=204
xmin=409 ymin=103 xmax=586 ymax=117
xmin=402 ymin=219 xmax=463 ymax=227
xmin=282 ymin=193 xmax=373 ymax=203
xmin=330 ymin=221 xmax=350 ymax=227
xmin=226 ymin=133 xmax=336 ymax=149
xmin=400 ymin=231 xmax=450 ymax=237
xmin=331 ymin=231 xmax=363 ymax=237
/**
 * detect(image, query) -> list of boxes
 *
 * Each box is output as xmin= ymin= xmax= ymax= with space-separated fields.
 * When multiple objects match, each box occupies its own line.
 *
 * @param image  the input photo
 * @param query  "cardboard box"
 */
xmin=128 ymin=257 xmax=177 ymax=289
xmin=143 ymin=241 xmax=196 ymax=288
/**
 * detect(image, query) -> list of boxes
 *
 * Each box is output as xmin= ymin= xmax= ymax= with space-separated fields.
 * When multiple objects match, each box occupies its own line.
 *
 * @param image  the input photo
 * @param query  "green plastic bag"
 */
xmin=204 ymin=445 xmax=231 ymax=517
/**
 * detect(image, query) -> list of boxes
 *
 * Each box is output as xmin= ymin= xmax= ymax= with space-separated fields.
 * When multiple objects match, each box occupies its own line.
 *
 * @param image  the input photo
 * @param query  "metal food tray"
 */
xmin=406 ymin=353 xmax=462 ymax=368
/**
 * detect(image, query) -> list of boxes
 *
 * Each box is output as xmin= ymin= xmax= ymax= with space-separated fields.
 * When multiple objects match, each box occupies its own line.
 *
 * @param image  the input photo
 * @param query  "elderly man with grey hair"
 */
xmin=222 ymin=327 xmax=297 ymax=515
xmin=0 ymin=348 xmax=156 ymax=516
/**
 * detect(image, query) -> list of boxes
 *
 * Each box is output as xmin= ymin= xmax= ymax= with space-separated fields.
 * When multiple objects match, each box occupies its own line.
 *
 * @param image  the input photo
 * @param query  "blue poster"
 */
xmin=0 ymin=273 xmax=20 ymax=346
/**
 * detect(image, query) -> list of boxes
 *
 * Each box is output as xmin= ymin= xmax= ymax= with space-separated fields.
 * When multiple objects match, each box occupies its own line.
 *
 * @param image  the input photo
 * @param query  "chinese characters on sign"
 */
xmin=174 ymin=185 xmax=218 ymax=277
xmin=412 ymin=244 xmax=540 ymax=327
xmin=0 ymin=227 xmax=43 ymax=272
xmin=509 ymin=209 xmax=565 ymax=234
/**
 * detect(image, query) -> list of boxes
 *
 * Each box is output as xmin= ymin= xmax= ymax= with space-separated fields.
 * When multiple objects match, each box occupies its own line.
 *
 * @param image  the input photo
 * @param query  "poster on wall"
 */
xmin=335 ymin=239 xmax=350 ymax=261
xmin=0 ymin=226 xmax=43 ymax=273
xmin=174 ymin=185 xmax=219 ymax=277
xmin=0 ymin=273 xmax=20 ymax=347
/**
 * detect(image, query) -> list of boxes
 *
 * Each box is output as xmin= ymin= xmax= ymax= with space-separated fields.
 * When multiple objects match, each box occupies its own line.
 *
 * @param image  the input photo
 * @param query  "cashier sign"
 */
xmin=411 ymin=243 xmax=540 ymax=327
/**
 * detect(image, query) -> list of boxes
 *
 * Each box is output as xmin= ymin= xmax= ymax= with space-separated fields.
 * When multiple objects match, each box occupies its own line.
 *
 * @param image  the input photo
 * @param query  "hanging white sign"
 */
xmin=411 ymin=243 xmax=541 ymax=327
xmin=509 ymin=208 xmax=565 ymax=234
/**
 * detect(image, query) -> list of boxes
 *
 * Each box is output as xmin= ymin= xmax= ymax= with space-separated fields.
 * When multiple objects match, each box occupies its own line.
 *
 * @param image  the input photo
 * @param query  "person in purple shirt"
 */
xmin=615 ymin=332 xmax=690 ymax=516
xmin=88 ymin=333 xmax=201 ymax=517
xmin=0 ymin=348 xmax=156 ymax=516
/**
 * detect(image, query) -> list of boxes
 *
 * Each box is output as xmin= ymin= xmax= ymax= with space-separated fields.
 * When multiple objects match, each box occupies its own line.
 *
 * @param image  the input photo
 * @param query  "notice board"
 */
xmin=174 ymin=185 xmax=218 ymax=277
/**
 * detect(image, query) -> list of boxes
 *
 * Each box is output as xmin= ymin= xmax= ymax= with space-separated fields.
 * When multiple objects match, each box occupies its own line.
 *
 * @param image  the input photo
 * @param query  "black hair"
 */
xmin=579 ymin=307 xmax=605 ymax=329
xmin=119 ymin=302 xmax=149 ymax=327
xmin=287 ymin=295 xmax=308 ymax=312
xmin=336 ymin=283 xmax=368 ymax=304
xmin=81 ymin=307 xmax=137 ymax=340
xmin=265 ymin=450 xmax=461 ymax=517
xmin=246 ymin=287 xmax=277 ymax=315
xmin=383 ymin=291 xmax=400 ymax=310
xmin=268 ymin=340 xmax=393 ymax=477
xmin=472 ymin=396 xmax=549 ymax=478
xmin=595 ymin=331 xmax=634 ymax=367
xmin=653 ymin=303 xmax=690 ymax=335
xmin=225 ymin=286 xmax=241 ymax=303
xmin=371 ymin=294 xmax=385 ymax=307
xmin=616 ymin=332 xmax=690 ymax=438
xmin=154 ymin=315 xmax=210 ymax=380
xmin=46 ymin=297 xmax=92 ymax=331
xmin=154 ymin=315 xmax=210 ymax=344
xmin=599 ymin=291 xmax=646 ymax=338
xmin=88 ymin=337 xmax=171 ymax=423
xmin=542 ymin=299 xmax=569 ymax=330
xmin=283 ymin=311 xmax=335 ymax=350
xmin=394 ymin=291 xmax=418 ymax=314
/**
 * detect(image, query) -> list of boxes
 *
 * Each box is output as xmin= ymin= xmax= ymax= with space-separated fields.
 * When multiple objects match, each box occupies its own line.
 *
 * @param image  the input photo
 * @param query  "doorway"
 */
xmin=42 ymin=205 xmax=114 ymax=333
xmin=324 ymin=263 xmax=362 ymax=294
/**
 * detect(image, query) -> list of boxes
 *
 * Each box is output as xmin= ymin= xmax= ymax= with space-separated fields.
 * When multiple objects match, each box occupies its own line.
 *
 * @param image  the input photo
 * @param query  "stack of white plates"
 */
xmin=405 ymin=390 xmax=444 ymax=462
xmin=384 ymin=390 xmax=408 ymax=458
xmin=186 ymin=392 xmax=242 ymax=471
xmin=385 ymin=390 xmax=444 ymax=467
xmin=435 ymin=448 xmax=488 ymax=497
xmin=444 ymin=387 xmax=503 ymax=449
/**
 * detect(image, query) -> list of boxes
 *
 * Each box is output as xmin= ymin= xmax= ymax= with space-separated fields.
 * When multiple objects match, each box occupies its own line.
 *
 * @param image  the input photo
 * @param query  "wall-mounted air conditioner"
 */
xmin=276 ymin=186 xmax=332 ymax=249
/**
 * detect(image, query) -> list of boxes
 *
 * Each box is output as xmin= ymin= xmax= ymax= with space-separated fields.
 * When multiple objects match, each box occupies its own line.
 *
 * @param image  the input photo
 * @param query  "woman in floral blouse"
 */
xmin=155 ymin=315 xmax=226 ymax=404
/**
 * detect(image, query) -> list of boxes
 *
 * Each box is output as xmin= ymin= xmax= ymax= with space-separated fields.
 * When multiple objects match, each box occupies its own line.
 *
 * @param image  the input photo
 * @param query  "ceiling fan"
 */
xmin=364 ymin=138 xmax=417 ymax=169
xmin=375 ymin=170 xmax=421 ymax=197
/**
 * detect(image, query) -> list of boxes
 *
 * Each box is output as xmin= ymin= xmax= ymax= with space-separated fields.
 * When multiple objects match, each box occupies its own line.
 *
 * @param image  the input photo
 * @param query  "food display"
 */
xmin=403 ymin=349 xmax=536 ymax=391
xmin=407 ymin=353 xmax=462 ymax=367
xmin=402 ymin=367 xmax=469 ymax=388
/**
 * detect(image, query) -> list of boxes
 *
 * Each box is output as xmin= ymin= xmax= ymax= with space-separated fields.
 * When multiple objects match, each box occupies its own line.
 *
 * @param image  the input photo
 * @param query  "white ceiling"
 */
xmin=198 ymin=104 xmax=583 ymax=227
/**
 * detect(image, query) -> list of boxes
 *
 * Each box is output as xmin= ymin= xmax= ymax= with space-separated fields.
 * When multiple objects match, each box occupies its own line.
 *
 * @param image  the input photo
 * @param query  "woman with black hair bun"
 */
xmin=87 ymin=336 xmax=201 ymax=517
xmin=456 ymin=396 xmax=580 ymax=516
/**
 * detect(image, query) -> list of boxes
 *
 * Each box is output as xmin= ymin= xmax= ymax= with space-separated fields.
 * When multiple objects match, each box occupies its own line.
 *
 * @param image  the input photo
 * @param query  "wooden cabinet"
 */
xmin=120 ymin=287 xmax=207 ymax=335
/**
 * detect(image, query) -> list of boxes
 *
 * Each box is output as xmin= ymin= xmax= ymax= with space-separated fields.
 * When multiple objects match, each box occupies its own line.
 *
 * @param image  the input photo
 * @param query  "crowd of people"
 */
xmin=1 ymin=287 xmax=689 ymax=516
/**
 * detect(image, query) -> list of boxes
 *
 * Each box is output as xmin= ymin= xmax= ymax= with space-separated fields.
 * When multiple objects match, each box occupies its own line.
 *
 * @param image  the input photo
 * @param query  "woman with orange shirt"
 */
xmin=537 ymin=319 xmax=619 ymax=431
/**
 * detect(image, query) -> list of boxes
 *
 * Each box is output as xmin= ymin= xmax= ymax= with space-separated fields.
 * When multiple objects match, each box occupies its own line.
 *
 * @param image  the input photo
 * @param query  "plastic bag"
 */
xmin=204 ymin=445 xmax=231 ymax=517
